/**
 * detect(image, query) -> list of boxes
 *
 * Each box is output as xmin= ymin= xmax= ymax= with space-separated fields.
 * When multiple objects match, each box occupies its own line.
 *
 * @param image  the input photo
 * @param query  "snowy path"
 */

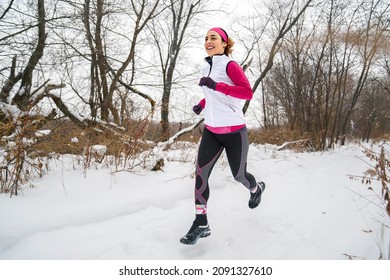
xmin=0 ymin=143 xmax=388 ymax=259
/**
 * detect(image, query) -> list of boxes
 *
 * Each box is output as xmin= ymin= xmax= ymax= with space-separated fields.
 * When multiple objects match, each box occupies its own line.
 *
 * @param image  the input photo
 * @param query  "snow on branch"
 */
xmin=276 ymin=139 xmax=310 ymax=151
xmin=149 ymin=118 xmax=203 ymax=171
xmin=157 ymin=118 xmax=204 ymax=151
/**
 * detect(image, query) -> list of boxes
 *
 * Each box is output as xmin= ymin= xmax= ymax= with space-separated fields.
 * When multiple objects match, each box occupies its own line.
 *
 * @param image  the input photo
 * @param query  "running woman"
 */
xmin=180 ymin=27 xmax=266 ymax=245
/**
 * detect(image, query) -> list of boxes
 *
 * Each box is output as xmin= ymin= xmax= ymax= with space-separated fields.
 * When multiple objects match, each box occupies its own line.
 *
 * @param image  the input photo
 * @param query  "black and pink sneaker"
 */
xmin=249 ymin=181 xmax=266 ymax=209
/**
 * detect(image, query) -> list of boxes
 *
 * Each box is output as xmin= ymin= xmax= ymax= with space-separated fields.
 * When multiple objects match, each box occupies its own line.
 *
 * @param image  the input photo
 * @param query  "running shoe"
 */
xmin=249 ymin=181 xmax=266 ymax=209
xmin=180 ymin=224 xmax=211 ymax=245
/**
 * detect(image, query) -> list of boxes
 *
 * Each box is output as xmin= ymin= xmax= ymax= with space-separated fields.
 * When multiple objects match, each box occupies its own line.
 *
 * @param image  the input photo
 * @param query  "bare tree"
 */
xmin=0 ymin=0 xmax=65 ymax=195
xmin=148 ymin=0 xmax=203 ymax=141
xmin=339 ymin=0 xmax=390 ymax=145
xmin=81 ymin=0 xmax=160 ymax=124
xmin=0 ymin=0 xmax=49 ymax=112
xmin=260 ymin=0 xmax=390 ymax=149
xmin=242 ymin=0 xmax=314 ymax=115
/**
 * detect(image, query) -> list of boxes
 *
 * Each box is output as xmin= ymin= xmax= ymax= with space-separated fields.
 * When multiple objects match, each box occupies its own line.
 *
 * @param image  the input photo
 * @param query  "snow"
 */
xmin=0 ymin=142 xmax=389 ymax=262
xmin=35 ymin=129 xmax=51 ymax=137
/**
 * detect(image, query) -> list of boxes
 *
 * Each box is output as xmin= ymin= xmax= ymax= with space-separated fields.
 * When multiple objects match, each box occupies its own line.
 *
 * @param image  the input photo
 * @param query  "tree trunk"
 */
xmin=12 ymin=0 xmax=46 ymax=111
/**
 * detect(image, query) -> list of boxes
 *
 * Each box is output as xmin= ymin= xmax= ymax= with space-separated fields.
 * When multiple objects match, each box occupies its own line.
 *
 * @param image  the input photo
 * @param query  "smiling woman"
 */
xmin=180 ymin=27 xmax=266 ymax=245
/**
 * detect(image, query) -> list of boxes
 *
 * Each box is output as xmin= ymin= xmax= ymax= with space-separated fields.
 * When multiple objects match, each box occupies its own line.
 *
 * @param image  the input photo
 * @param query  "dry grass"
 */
xmin=1 ymin=117 xmax=388 ymax=194
xmin=248 ymin=126 xmax=306 ymax=145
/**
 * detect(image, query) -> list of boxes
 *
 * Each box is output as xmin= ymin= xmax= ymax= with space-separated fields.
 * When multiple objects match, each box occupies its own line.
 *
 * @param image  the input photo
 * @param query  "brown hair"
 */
xmin=224 ymin=37 xmax=234 ymax=56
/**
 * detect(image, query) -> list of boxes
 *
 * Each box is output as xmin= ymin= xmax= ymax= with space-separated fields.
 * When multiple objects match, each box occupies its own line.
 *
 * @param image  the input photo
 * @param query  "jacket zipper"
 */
xmin=205 ymin=56 xmax=213 ymax=76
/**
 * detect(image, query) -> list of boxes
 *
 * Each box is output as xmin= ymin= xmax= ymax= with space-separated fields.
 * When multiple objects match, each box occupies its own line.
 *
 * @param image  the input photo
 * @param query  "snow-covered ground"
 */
xmin=0 ymin=142 xmax=389 ymax=261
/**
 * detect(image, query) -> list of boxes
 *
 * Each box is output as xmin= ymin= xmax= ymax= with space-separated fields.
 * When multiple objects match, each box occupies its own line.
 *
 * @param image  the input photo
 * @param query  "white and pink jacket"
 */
xmin=198 ymin=54 xmax=253 ymax=134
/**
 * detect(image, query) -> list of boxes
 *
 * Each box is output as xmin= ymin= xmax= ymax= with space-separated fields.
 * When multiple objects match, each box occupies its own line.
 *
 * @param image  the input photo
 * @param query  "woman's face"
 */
xmin=204 ymin=31 xmax=227 ymax=56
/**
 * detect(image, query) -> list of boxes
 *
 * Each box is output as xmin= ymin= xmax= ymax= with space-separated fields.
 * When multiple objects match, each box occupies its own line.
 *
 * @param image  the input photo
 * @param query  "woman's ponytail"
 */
xmin=224 ymin=37 xmax=234 ymax=56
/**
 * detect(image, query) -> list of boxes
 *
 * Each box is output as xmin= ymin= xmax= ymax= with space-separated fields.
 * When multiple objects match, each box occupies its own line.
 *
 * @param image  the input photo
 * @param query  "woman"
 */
xmin=180 ymin=27 xmax=266 ymax=245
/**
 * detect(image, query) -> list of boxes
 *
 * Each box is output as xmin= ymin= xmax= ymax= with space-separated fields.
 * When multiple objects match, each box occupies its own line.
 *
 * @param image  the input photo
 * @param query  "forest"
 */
xmin=0 ymin=0 xmax=389 ymax=195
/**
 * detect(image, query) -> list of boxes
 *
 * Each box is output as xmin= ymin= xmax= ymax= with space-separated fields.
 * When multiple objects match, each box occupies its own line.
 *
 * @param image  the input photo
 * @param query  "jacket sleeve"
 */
xmin=198 ymin=98 xmax=206 ymax=108
xmin=215 ymin=61 xmax=253 ymax=100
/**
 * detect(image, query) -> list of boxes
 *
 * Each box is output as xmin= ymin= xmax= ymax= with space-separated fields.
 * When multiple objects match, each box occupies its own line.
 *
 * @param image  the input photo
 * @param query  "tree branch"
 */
xmin=242 ymin=0 xmax=314 ymax=114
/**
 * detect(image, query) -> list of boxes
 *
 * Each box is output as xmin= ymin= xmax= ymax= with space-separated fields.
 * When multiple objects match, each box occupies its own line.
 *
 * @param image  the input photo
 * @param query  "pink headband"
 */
xmin=209 ymin=27 xmax=228 ymax=42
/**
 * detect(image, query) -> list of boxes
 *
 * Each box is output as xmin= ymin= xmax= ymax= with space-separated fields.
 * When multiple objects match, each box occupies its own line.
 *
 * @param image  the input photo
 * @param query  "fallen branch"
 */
xmin=157 ymin=118 xmax=204 ymax=151
xmin=276 ymin=139 xmax=309 ymax=151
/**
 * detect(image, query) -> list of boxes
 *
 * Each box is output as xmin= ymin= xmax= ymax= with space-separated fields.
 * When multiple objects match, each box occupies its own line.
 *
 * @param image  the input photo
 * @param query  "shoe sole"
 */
xmin=180 ymin=228 xmax=211 ymax=245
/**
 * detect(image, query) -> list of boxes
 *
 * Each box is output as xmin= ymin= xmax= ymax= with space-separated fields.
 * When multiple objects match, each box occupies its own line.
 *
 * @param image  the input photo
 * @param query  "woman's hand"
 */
xmin=193 ymin=104 xmax=203 ymax=115
xmin=198 ymin=77 xmax=217 ymax=90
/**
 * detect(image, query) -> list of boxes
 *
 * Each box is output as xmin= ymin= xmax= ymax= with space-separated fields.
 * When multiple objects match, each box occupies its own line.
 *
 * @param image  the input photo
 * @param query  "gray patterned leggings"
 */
xmin=194 ymin=127 xmax=257 ymax=213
